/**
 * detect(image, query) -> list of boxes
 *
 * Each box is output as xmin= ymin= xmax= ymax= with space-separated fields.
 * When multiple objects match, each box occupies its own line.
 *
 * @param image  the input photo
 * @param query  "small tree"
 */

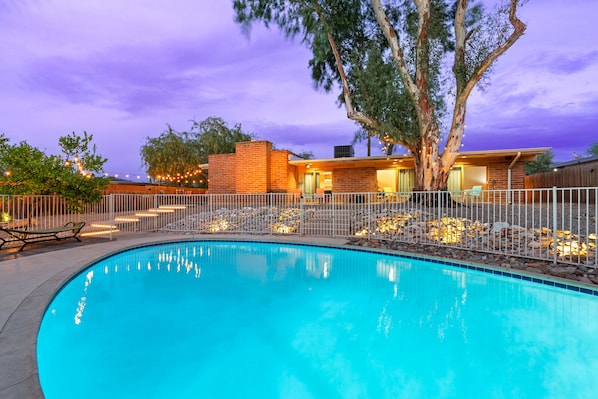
xmin=140 ymin=117 xmax=254 ymax=185
xmin=586 ymin=142 xmax=598 ymax=157
xmin=296 ymin=151 xmax=314 ymax=159
xmin=0 ymin=132 xmax=108 ymax=210
xmin=523 ymin=151 xmax=554 ymax=175
xmin=192 ymin=117 xmax=255 ymax=161
xmin=140 ymin=125 xmax=203 ymax=183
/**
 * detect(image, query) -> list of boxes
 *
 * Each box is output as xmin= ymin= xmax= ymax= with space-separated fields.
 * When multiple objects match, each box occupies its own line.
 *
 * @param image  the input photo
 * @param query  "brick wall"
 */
xmin=332 ymin=167 xmax=378 ymax=193
xmin=287 ymin=166 xmax=298 ymax=192
xmin=208 ymin=141 xmax=299 ymax=194
xmin=271 ymin=150 xmax=291 ymax=192
xmin=208 ymin=153 xmax=237 ymax=194
xmin=236 ymin=141 xmax=272 ymax=194
xmin=487 ymin=161 xmax=526 ymax=190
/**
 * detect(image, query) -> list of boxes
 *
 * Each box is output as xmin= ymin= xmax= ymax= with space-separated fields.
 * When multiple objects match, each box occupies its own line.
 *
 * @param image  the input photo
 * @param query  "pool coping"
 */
xmin=1 ymin=233 xmax=597 ymax=398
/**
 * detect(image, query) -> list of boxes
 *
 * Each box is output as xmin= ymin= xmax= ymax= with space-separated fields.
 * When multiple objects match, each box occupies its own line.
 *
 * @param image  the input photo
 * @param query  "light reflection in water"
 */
xmin=74 ymin=270 xmax=94 ymax=325
xmin=305 ymin=252 xmax=332 ymax=279
xmin=71 ymin=246 xmax=204 ymax=326
xmin=38 ymin=242 xmax=598 ymax=399
xmin=376 ymin=258 xmax=411 ymax=283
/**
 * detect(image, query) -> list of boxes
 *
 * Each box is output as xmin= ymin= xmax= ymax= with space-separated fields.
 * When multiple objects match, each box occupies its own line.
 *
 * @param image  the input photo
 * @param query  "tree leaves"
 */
xmin=233 ymin=0 xmax=527 ymax=191
xmin=0 ymin=132 xmax=108 ymax=210
xmin=140 ymin=117 xmax=254 ymax=185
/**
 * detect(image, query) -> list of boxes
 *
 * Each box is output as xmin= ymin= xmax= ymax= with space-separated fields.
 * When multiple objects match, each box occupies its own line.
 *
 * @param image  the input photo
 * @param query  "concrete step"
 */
xmin=81 ymin=227 xmax=120 ymax=237
xmin=146 ymin=208 xmax=175 ymax=213
xmin=158 ymin=204 xmax=187 ymax=210
xmin=135 ymin=211 xmax=160 ymax=217
xmin=114 ymin=216 xmax=140 ymax=222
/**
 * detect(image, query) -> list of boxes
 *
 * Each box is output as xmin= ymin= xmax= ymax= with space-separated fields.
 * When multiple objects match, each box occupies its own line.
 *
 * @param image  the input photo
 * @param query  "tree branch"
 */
xmin=311 ymin=1 xmax=378 ymax=128
xmin=442 ymin=0 xmax=526 ymax=170
xmin=370 ymin=0 xmax=419 ymax=102
xmin=458 ymin=0 xmax=526 ymax=103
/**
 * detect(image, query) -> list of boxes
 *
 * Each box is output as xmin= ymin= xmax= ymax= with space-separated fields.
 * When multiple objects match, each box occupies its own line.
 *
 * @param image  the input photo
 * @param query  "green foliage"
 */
xmin=586 ymin=142 xmax=598 ymax=157
xmin=524 ymin=151 xmax=554 ymax=175
xmin=235 ymin=0 xmax=416 ymax=149
xmin=233 ymin=0 xmax=465 ymax=150
xmin=140 ymin=117 xmax=254 ymax=185
xmin=192 ymin=117 xmax=255 ymax=161
xmin=140 ymin=125 xmax=202 ymax=182
xmin=234 ymin=1 xmax=526 ymax=190
xmin=295 ymin=151 xmax=314 ymax=160
xmin=0 ymin=132 xmax=108 ymax=210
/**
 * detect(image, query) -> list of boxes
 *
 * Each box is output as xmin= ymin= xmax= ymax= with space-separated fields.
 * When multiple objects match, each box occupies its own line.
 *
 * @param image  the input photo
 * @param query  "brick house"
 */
xmin=207 ymin=140 xmax=549 ymax=195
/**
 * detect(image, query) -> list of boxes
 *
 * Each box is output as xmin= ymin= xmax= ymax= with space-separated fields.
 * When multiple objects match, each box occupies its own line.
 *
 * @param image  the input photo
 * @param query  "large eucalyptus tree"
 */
xmin=234 ymin=0 xmax=527 ymax=191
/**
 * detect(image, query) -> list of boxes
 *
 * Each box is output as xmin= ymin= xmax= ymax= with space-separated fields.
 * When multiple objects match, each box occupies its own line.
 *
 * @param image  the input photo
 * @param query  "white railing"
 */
xmin=0 ymin=188 xmax=596 ymax=267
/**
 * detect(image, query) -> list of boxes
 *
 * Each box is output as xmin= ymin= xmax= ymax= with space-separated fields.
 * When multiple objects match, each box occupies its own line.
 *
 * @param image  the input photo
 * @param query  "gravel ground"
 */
xmin=376 ymin=201 xmax=597 ymax=233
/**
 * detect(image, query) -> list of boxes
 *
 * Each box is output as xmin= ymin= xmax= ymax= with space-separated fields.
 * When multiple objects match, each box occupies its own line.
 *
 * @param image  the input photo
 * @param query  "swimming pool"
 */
xmin=37 ymin=241 xmax=598 ymax=398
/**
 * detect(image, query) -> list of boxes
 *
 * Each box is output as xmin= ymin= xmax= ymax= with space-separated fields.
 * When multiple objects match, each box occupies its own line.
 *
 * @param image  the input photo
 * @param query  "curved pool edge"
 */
xmin=0 ymin=234 xmax=348 ymax=398
xmin=1 ymin=234 xmax=596 ymax=398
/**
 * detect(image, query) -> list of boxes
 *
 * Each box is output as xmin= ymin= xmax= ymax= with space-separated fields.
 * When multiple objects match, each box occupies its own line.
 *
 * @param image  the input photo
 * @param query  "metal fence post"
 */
xmin=109 ymin=193 xmax=114 ymax=240
xmin=437 ymin=191 xmax=442 ymax=246
xmin=367 ymin=193 xmax=371 ymax=240
xmin=270 ymin=192 xmax=273 ymax=235
xmin=552 ymin=186 xmax=558 ymax=264
xmin=331 ymin=193 xmax=336 ymax=237
xmin=209 ymin=193 xmax=213 ymax=234
xmin=299 ymin=196 xmax=304 ymax=236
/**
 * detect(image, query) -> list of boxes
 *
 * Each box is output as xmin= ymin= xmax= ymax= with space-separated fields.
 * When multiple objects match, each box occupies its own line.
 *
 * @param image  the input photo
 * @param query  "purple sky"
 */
xmin=1 ymin=0 xmax=596 ymax=179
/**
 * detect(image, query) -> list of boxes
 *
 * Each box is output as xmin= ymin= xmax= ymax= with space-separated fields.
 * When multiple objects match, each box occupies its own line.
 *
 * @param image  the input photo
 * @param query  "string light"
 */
xmin=23 ymin=165 xmax=207 ymax=184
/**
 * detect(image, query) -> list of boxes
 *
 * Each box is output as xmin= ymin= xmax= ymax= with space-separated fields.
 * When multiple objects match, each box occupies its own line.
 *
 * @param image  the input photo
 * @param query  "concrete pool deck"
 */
xmin=0 ymin=233 xmax=349 ymax=398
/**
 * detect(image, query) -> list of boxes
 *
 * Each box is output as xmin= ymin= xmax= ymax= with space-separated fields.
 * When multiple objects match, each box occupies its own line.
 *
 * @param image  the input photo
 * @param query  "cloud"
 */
xmin=247 ymin=119 xmax=356 ymax=156
xmin=1 ymin=0 xmax=597 ymax=175
xmin=537 ymin=51 xmax=598 ymax=75
xmin=464 ymin=101 xmax=598 ymax=161
xmin=12 ymin=16 xmax=319 ymax=117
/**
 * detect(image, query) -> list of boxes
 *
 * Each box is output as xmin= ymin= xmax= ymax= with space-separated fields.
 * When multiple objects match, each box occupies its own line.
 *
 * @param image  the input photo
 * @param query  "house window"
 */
xmin=463 ymin=166 xmax=487 ymax=189
xmin=304 ymin=173 xmax=315 ymax=194
xmin=398 ymin=169 xmax=415 ymax=193
xmin=395 ymin=167 xmax=462 ymax=192
xmin=376 ymin=169 xmax=397 ymax=192
xmin=448 ymin=167 xmax=462 ymax=192
xmin=322 ymin=172 xmax=332 ymax=190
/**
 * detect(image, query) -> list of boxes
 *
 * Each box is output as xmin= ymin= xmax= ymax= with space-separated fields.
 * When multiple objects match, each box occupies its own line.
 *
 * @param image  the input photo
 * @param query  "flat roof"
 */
xmin=287 ymin=147 xmax=551 ymax=169
xmin=200 ymin=147 xmax=551 ymax=170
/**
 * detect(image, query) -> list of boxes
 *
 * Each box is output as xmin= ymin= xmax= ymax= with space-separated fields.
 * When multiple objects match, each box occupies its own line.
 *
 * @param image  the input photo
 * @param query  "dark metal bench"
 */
xmin=0 ymin=221 xmax=86 ymax=251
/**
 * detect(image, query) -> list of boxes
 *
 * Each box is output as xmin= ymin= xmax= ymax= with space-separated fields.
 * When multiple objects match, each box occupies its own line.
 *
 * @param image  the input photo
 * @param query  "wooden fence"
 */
xmin=525 ymin=159 xmax=598 ymax=203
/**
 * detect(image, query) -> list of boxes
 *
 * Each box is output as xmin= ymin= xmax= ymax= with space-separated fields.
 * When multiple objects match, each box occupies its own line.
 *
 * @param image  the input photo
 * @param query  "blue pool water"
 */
xmin=38 ymin=241 xmax=598 ymax=399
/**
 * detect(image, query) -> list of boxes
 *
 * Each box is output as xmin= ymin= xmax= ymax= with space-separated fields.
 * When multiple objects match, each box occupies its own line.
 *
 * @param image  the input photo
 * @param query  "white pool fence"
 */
xmin=1 ymin=187 xmax=596 ymax=267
